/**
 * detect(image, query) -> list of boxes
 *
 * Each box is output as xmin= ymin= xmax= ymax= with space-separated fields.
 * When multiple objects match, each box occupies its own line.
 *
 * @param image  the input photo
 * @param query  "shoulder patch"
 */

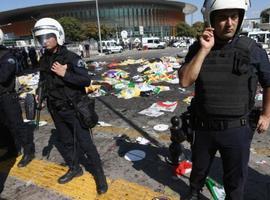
xmin=76 ymin=59 xmax=86 ymax=68
xmin=8 ymin=58 xmax=16 ymax=64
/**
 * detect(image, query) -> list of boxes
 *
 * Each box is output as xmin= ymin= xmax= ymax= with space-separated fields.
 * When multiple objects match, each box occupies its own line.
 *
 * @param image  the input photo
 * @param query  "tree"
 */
xmin=82 ymin=23 xmax=98 ymax=40
xmin=82 ymin=23 xmax=116 ymax=40
xmin=192 ymin=21 xmax=205 ymax=38
xmin=175 ymin=22 xmax=195 ymax=37
xmin=58 ymin=17 xmax=85 ymax=42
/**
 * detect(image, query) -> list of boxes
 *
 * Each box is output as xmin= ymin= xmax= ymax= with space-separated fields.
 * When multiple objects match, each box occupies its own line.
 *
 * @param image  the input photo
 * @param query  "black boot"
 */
xmin=58 ymin=166 xmax=83 ymax=184
xmin=17 ymin=153 xmax=35 ymax=168
xmin=182 ymin=189 xmax=200 ymax=200
xmin=94 ymin=169 xmax=108 ymax=194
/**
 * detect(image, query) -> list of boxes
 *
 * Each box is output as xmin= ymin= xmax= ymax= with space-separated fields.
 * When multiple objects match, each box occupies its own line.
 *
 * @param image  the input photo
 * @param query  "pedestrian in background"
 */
xmin=84 ymin=43 xmax=90 ymax=57
xmin=178 ymin=0 xmax=270 ymax=199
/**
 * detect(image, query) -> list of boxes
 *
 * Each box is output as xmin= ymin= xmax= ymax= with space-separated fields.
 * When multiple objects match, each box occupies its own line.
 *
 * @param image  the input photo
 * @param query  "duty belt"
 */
xmin=0 ymin=91 xmax=14 ymax=97
xmin=52 ymin=101 xmax=74 ymax=111
xmin=195 ymin=118 xmax=247 ymax=131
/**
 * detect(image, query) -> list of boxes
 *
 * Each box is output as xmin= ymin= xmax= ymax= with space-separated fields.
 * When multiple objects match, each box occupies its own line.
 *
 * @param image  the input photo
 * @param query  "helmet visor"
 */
xmin=35 ymin=33 xmax=56 ymax=46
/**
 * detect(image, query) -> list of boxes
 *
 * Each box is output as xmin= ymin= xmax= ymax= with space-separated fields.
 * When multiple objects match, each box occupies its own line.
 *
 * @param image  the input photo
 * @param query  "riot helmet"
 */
xmin=0 ymin=29 xmax=4 ymax=45
xmin=201 ymin=0 xmax=250 ymax=33
xmin=32 ymin=18 xmax=65 ymax=46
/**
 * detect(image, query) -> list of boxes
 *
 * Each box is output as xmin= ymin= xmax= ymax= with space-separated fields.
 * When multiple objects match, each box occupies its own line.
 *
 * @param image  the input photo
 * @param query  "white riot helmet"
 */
xmin=32 ymin=17 xmax=65 ymax=46
xmin=0 ymin=29 xmax=4 ymax=45
xmin=201 ymin=0 xmax=250 ymax=31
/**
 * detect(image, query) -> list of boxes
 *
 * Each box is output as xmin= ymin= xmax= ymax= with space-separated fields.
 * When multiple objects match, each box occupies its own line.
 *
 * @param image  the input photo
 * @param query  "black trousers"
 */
xmin=0 ymin=93 xmax=34 ymax=155
xmin=50 ymin=107 xmax=103 ymax=172
xmin=190 ymin=125 xmax=253 ymax=200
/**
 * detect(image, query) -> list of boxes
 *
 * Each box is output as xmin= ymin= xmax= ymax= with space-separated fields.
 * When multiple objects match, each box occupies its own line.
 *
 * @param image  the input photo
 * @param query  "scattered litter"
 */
xmin=139 ymin=101 xmax=178 ymax=117
xmin=155 ymin=101 xmax=178 ymax=112
xmin=166 ymin=77 xmax=179 ymax=84
xmin=25 ymin=180 xmax=33 ymax=187
xmin=23 ymin=119 xmax=47 ymax=127
xmin=138 ymin=108 xmax=164 ymax=117
xmin=108 ymin=62 xmax=119 ymax=68
xmin=132 ymin=75 xmax=144 ymax=82
xmin=136 ymin=137 xmax=150 ymax=145
xmin=153 ymin=124 xmax=169 ymax=132
xmin=102 ymin=69 xmax=129 ymax=79
xmin=183 ymin=96 xmax=193 ymax=104
xmin=256 ymin=160 xmax=267 ymax=164
xmin=38 ymin=121 xmax=48 ymax=127
xmin=250 ymin=148 xmax=257 ymax=154
xmin=206 ymin=177 xmax=226 ymax=200
xmin=97 ymin=121 xmax=112 ymax=127
xmin=124 ymin=150 xmax=146 ymax=161
xmin=174 ymin=160 xmax=192 ymax=177
xmin=90 ymin=61 xmax=103 ymax=71
xmin=178 ymin=87 xmax=186 ymax=92
xmin=17 ymin=72 xmax=40 ymax=98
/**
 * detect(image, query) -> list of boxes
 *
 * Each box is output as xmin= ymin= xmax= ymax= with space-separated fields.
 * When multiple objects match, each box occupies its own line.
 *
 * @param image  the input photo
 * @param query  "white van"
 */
xmin=247 ymin=31 xmax=270 ymax=43
xmin=99 ymin=40 xmax=123 ymax=54
xmin=142 ymin=37 xmax=166 ymax=49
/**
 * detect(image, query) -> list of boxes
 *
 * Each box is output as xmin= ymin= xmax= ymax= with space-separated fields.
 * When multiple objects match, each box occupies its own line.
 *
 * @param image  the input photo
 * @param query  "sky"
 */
xmin=0 ymin=0 xmax=269 ymax=25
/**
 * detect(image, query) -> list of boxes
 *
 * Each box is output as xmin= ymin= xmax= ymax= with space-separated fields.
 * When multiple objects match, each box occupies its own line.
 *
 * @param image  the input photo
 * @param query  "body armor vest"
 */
xmin=194 ymin=37 xmax=258 ymax=119
xmin=0 ymin=48 xmax=16 ymax=95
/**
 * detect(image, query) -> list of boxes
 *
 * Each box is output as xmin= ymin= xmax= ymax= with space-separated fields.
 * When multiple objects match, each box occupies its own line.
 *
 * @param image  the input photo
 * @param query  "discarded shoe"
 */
xmin=17 ymin=153 xmax=34 ymax=168
xmin=58 ymin=167 xmax=83 ymax=184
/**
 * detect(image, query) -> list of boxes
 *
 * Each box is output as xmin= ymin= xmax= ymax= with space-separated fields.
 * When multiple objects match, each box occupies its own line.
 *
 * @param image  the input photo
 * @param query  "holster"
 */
xmin=180 ymin=110 xmax=194 ymax=143
xmin=249 ymin=108 xmax=261 ymax=131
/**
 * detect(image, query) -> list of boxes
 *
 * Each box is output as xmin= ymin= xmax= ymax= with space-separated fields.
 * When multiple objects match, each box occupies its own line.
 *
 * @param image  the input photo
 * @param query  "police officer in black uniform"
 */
xmin=0 ymin=28 xmax=35 ymax=167
xmin=178 ymin=1 xmax=270 ymax=200
xmin=32 ymin=18 xmax=108 ymax=194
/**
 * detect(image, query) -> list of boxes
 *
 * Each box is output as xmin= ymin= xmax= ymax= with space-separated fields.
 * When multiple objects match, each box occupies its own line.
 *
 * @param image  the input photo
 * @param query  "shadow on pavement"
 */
xmin=0 ymin=156 xmax=16 ymax=195
xmin=115 ymin=135 xmax=209 ymax=199
xmin=244 ymin=166 xmax=270 ymax=200
xmin=196 ymin=152 xmax=270 ymax=200
xmin=42 ymin=128 xmax=97 ymax=174
xmin=0 ymin=125 xmax=21 ymax=197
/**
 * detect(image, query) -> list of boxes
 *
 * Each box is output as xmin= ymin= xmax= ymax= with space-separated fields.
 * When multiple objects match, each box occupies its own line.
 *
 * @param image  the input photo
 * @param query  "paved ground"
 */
xmin=0 ymin=48 xmax=270 ymax=200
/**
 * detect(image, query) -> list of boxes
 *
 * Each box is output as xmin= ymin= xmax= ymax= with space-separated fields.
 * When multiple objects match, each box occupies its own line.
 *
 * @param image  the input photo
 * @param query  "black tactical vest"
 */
xmin=0 ymin=48 xmax=16 ymax=95
xmin=194 ymin=36 xmax=258 ymax=119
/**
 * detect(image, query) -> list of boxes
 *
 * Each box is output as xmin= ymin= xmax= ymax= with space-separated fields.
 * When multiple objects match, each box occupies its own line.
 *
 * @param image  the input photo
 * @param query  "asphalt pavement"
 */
xmin=0 ymin=47 xmax=270 ymax=200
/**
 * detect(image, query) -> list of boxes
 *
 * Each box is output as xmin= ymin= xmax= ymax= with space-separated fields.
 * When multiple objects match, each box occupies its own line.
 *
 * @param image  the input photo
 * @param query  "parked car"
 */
xmin=142 ymin=37 xmax=166 ymax=49
xmin=172 ymin=41 xmax=187 ymax=48
xmin=240 ymin=30 xmax=270 ymax=48
xmin=99 ymin=40 xmax=123 ymax=54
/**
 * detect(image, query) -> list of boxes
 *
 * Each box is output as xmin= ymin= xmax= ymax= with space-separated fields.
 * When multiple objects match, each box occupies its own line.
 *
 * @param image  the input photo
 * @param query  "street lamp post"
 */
xmin=95 ymin=0 xmax=102 ymax=53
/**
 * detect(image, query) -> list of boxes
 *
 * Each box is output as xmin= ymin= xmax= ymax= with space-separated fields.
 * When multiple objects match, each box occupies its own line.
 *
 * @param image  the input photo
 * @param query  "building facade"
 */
xmin=259 ymin=7 xmax=270 ymax=30
xmin=0 ymin=0 xmax=197 ymax=41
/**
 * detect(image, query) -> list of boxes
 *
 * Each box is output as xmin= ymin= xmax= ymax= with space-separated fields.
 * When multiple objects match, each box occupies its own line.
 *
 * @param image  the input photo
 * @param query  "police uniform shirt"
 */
xmin=0 ymin=45 xmax=17 ymax=95
xmin=39 ymin=46 xmax=91 ymax=103
xmin=184 ymin=36 xmax=270 ymax=88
